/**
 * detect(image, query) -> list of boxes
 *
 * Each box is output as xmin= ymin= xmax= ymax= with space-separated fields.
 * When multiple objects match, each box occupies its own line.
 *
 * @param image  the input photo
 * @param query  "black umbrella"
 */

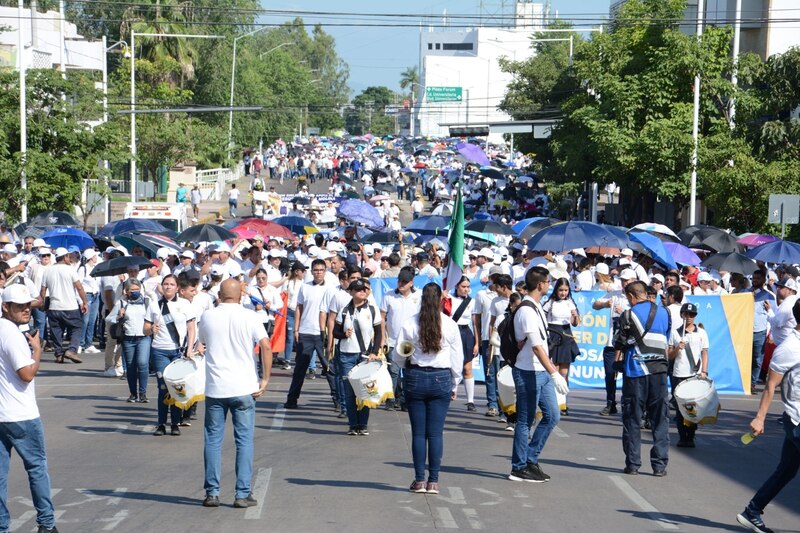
xmin=176 ymin=224 xmax=237 ymax=243
xmin=700 ymin=252 xmax=758 ymax=275
xmin=374 ymin=168 xmax=390 ymax=178
xmin=389 ymin=157 xmax=404 ymax=166
xmin=518 ymin=217 xmax=561 ymax=241
xmin=413 ymin=149 xmax=430 ymax=157
xmin=28 ymin=210 xmax=81 ymax=227
xmin=90 ymin=256 xmax=154 ymax=277
xmin=479 ymin=167 xmax=504 ymax=181
xmin=362 ymin=231 xmax=415 ymax=245
xmin=339 ymin=175 xmax=355 ymax=185
xmin=464 ymin=219 xmax=516 ymax=236
xmin=291 ymin=196 xmax=313 ymax=206
xmin=678 ymin=225 xmax=743 ymax=253
xmin=375 ymin=183 xmax=394 ymax=193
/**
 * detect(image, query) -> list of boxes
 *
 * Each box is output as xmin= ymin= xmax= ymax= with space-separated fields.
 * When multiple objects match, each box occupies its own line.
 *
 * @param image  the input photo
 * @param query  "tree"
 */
xmin=346 ymin=86 xmax=396 ymax=136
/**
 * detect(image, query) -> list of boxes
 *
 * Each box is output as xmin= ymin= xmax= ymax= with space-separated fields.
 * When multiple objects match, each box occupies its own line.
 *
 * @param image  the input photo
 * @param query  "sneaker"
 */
xmin=384 ymin=400 xmax=395 ymax=411
xmin=505 ymin=423 xmax=515 ymax=432
xmin=599 ymin=404 xmax=618 ymax=416
xmin=676 ymin=440 xmax=696 ymax=448
xmin=561 ymin=407 xmax=569 ymax=416
xmin=77 ymin=346 xmax=83 ymax=354
xmin=64 ymin=350 xmax=82 ymax=363
xmin=623 ymin=466 xmax=639 ymax=475
xmin=466 ymin=402 xmax=477 ymax=412
xmin=736 ymin=507 xmax=773 ymax=533
xmin=138 ymin=394 xmax=149 ymax=403
xmin=85 ymin=346 xmax=101 ymax=354
xmin=508 ymin=468 xmax=544 ymax=483
xmin=103 ymin=368 xmax=119 ymax=377
xmin=170 ymin=425 xmax=181 ymax=436
xmin=306 ymin=372 xmax=316 ymax=380
xmin=498 ymin=415 xmax=507 ymax=423
xmin=358 ymin=427 xmax=370 ymax=436
xmin=283 ymin=401 xmax=298 ymax=409
xmin=126 ymin=394 xmax=138 ymax=403
xmin=425 ymin=482 xmax=440 ymax=494
xmin=347 ymin=428 xmax=358 ymax=436
xmin=485 ymin=408 xmax=499 ymax=417
xmin=202 ymin=495 xmax=220 ymax=508
xmin=653 ymin=470 xmax=667 ymax=477
xmin=409 ymin=480 xmax=426 ymax=493
xmin=527 ymin=463 xmax=550 ymax=481
xmin=233 ymin=495 xmax=258 ymax=508
xmin=37 ymin=526 xmax=60 ymax=533
xmin=153 ymin=425 xmax=166 ymax=436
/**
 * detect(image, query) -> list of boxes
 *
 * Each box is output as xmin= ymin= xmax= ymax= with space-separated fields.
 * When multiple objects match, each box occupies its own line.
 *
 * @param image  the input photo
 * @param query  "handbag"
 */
xmin=110 ymin=303 xmax=126 ymax=341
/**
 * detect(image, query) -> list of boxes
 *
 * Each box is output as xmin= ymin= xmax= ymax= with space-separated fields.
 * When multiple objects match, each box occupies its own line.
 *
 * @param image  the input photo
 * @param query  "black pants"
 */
xmin=286 ymin=334 xmax=338 ymax=405
xmin=47 ymin=309 xmax=82 ymax=357
xmin=603 ymin=346 xmax=618 ymax=406
xmin=669 ymin=375 xmax=696 ymax=442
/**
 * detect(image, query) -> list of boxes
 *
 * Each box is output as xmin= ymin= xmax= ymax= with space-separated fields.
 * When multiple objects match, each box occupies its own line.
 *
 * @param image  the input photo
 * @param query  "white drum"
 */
xmin=497 ymin=365 xmax=516 ymax=415
xmin=163 ymin=356 xmax=206 ymax=410
xmin=347 ymin=360 xmax=394 ymax=409
xmin=674 ymin=377 xmax=720 ymax=425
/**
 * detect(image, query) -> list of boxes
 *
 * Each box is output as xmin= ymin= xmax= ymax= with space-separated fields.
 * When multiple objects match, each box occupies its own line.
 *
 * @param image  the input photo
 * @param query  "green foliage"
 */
xmin=346 ymin=86 xmax=397 ymax=136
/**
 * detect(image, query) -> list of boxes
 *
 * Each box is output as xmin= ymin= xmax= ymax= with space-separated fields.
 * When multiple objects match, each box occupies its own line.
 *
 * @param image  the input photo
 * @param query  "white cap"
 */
xmin=156 ymin=247 xmax=172 ymax=259
xmin=308 ymin=246 xmax=320 ymax=258
xmin=83 ymin=249 xmax=98 ymax=260
xmin=492 ymin=254 xmax=501 ymax=265
xmin=180 ymin=250 xmax=195 ymax=260
xmin=210 ymin=264 xmax=225 ymax=276
xmin=38 ymin=247 xmax=51 ymax=256
xmin=54 ymin=247 xmax=69 ymax=258
xmin=318 ymin=249 xmax=331 ymax=260
xmin=621 ymin=248 xmax=634 ymax=257
xmin=619 ymin=269 xmax=636 ymax=280
xmin=618 ymin=257 xmax=631 ymax=267
xmin=214 ymin=242 xmax=231 ymax=253
xmin=328 ymin=230 xmax=340 ymax=240
xmin=268 ymin=249 xmax=282 ymax=258
xmin=498 ymin=246 xmax=509 ymax=257
xmin=114 ymin=245 xmax=128 ymax=256
xmin=32 ymin=238 xmax=46 ymax=248
xmin=372 ymin=243 xmax=383 ymax=250
xmin=595 ymin=263 xmax=610 ymax=276
xmin=711 ymin=270 xmax=723 ymax=282
xmin=776 ymin=277 xmax=798 ymax=292
xmin=479 ymin=247 xmax=494 ymax=259
xmin=697 ymin=271 xmax=713 ymax=282
xmin=2 ymin=284 xmax=33 ymax=304
xmin=364 ymin=244 xmax=374 ymax=256
xmin=2 ymin=243 xmax=17 ymax=254
xmin=651 ymin=273 xmax=665 ymax=284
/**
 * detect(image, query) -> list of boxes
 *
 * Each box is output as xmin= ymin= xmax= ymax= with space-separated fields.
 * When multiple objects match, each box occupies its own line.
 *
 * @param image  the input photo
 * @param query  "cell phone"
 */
xmin=19 ymin=324 xmax=30 ymax=334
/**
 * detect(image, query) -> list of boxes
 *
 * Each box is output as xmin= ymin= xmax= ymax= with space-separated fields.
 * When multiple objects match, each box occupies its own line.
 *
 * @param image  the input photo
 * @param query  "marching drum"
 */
xmin=163 ymin=356 xmax=206 ymax=410
xmin=497 ymin=365 xmax=516 ymax=415
xmin=674 ymin=376 xmax=720 ymax=425
xmin=347 ymin=360 xmax=394 ymax=409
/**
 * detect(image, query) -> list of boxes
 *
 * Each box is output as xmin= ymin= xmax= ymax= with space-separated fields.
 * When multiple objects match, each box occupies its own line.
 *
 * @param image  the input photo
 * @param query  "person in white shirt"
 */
xmin=416 ymin=252 xmax=438 ymax=278
xmin=211 ymin=243 xmax=243 ymax=281
xmin=77 ymin=249 xmax=101 ymax=354
xmin=411 ymin=196 xmax=425 ymax=219
xmin=284 ymin=261 xmax=306 ymax=366
xmin=485 ymin=274 xmax=514 ymax=417
xmin=765 ymin=277 xmax=799 ymax=346
xmin=199 ymin=279 xmax=271 ymax=509
xmin=381 ymin=267 xmax=421 ymax=409
xmin=509 ymin=266 xmax=569 ymax=483
xmin=448 ymin=276 xmax=479 ymax=412
xmin=392 ymin=282 xmax=463 ymax=494
xmin=40 ymin=247 xmax=87 ymax=364
xmin=693 ymin=271 xmax=715 ymax=295
xmin=542 ymin=277 xmax=581 ymax=415
xmin=227 ymin=183 xmax=240 ymax=218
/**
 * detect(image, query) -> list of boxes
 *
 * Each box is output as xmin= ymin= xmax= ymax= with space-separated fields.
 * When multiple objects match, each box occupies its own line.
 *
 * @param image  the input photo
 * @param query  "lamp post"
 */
xmin=18 ymin=0 xmax=27 ymax=222
xmin=130 ymin=31 xmax=222 ymax=203
xmin=689 ymin=0 xmax=705 ymax=226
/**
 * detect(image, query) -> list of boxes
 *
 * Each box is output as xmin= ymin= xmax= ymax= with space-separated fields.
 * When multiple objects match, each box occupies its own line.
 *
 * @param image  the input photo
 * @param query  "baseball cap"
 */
xmin=214 ymin=242 xmax=231 ymax=253
xmin=651 ymin=273 xmax=665 ymax=285
xmin=32 ymin=238 xmax=46 ymax=248
xmin=307 ymin=246 xmax=320 ymax=258
xmin=210 ymin=264 xmax=225 ymax=276
xmin=156 ymin=247 xmax=171 ymax=260
xmin=595 ymin=263 xmax=610 ymax=276
xmin=150 ymin=258 xmax=161 ymax=268
xmin=251 ymin=234 xmax=265 ymax=242
xmin=83 ymin=249 xmax=98 ymax=260
xmin=619 ymin=269 xmax=636 ymax=280
xmin=38 ymin=247 xmax=51 ymax=256
xmin=2 ymin=284 xmax=33 ymax=304
xmin=776 ymin=277 xmax=798 ymax=292
xmin=67 ymin=245 xmax=81 ymax=254
xmin=680 ymin=302 xmax=699 ymax=315
xmin=318 ymin=249 xmax=331 ymax=260
xmin=364 ymin=244 xmax=374 ymax=256
xmin=348 ymin=279 xmax=369 ymax=292
xmin=479 ymin=247 xmax=494 ymax=259
xmin=416 ymin=251 xmax=429 ymax=261
xmin=618 ymin=257 xmax=632 ymax=267
xmin=180 ymin=250 xmax=195 ymax=260
xmin=372 ymin=243 xmax=383 ymax=251
xmin=488 ymin=265 xmax=504 ymax=277
xmin=697 ymin=271 xmax=713 ymax=282
xmin=1 ymin=243 xmax=17 ymax=254
xmin=291 ymin=261 xmax=307 ymax=272
xmin=54 ymin=247 xmax=69 ymax=258
xmin=621 ymin=248 xmax=633 ymax=257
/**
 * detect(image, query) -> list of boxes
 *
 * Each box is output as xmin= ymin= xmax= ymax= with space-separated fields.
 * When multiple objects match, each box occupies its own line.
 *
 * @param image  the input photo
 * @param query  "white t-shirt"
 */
xmin=297 ymin=281 xmax=331 ymax=335
xmin=391 ymin=313 xmax=463 ymax=389
xmin=380 ymin=289 xmax=421 ymax=347
xmin=0 ymin=319 xmax=39 ymax=422
xmin=418 ymin=264 xmax=438 ymax=278
xmin=489 ymin=296 xmax=509 ymax=328
xmin=199 ymin=304 xmax=267 ymax=398
xmin=145 ymin=297 xmax=197 ymax=350
xmin=543 ymin=298 xmax=577 ymax=326
xmin=336 ymin=302 xmax=381 ymax=354
xmin=191 ymin=291 xmax=215 ymax=324
xmin=473 ymin=288 xmax=497 ymax=341
xmin=449 ymin=294 xmax=475 ymax=327
xmin=41 ymin=263 xmax=80 ymax=310
xmin=513 ymin=296 xmax=549 ymax=371
xmin=228 ymin=188 xmax=240 ymax=201
xmin=769 ymin=294 xmax=799 ymax=346
xmin=670 ymin=326 xmax=710 ymax=378
xmin=247 ymin=283 xmax=283 ymax=323
xmin=770 ymin=330 xmax=800 ymax=425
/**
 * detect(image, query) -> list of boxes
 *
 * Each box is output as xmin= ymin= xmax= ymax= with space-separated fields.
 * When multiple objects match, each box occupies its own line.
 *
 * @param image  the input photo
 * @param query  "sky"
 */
xmin=258 ymin=0 xmax=612 ymax=95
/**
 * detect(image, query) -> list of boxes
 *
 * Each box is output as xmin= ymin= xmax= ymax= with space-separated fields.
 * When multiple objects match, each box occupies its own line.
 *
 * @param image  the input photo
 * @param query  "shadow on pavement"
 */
xmin=384 ymin=461 xmax=508 ymax=481
xmin=286 ymin=478 xmax=404 ymax=492
xmin=620 ymin=509 xmax=742 ymax=531
xmin=81 ymin=489 xmax=200 ymax=507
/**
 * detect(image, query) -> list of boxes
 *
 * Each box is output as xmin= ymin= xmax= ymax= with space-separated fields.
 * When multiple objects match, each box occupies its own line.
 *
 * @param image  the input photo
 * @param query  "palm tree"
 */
xmin=399 ymin=66 xmax=419 ymax=103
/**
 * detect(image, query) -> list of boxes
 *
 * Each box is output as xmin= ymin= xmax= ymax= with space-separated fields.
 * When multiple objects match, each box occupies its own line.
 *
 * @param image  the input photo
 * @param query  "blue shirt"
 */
xmin=751 ymin=287 xmax=776 ymax=332
xmin=623 ymin=301 xmax=672 ymax=378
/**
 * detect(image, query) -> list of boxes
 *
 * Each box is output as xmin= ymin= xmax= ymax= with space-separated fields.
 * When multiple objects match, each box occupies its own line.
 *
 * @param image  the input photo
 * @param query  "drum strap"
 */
xmin=678 ymin=326 xmax=701 ymax=374
xmin=350 ymin=306 xmax=373 ymax=356
xmin=451 ymin=296 xmax=472 ymax=323
xmin=159 ymin=298 xmax=182 ymax=348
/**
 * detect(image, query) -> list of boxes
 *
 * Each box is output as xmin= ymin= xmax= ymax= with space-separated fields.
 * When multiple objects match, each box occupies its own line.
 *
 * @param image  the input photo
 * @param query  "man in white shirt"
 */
xmin=211 ymin=243 xmax=243 ymax=281
xmin=416 ymin=252 xmax=438 ymax=278
xmin=199 ymin=279 xmax=271 ymax=509
xmin=509 ymin=266 xmax=569 ymax=483
xmin=766 ymin=277 xmax=799 ymax=346
xmin=40 ymin=247 xmax=87 ymax=364
xmin=381 ymin=267 xmax=421 ymax=409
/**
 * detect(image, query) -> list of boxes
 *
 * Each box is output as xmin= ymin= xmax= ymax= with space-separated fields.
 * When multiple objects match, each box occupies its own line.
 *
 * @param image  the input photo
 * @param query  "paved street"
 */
xmin=5 ymin=356 xmax=799 ymax=532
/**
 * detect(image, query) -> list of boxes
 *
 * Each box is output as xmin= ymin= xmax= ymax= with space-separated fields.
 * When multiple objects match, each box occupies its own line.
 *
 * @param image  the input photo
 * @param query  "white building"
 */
xmin=416 ymin=2 xmax=545 ymax=142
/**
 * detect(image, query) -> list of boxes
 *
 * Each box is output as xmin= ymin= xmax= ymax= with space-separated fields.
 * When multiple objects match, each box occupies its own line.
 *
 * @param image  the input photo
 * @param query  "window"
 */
xmin=428 ymin=43 xmax=433 ymax=50
xmin=443 ymin=43 xmax=474 ymax=51
xmin=435 ymin=43 xmax=441 ymax=50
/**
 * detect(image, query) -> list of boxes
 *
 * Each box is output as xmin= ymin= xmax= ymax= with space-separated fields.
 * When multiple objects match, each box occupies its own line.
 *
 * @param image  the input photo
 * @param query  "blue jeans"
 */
xmin=529 ymin=371 xmax=560 ymax=464
xmin=283 ymin=309 xmax=295 ymax=363
xmin=80 ymin=292 xmax=100 ymax=349
xmin=752 ymin=329 xmax=767 ymax=384
xmin=229 ymin=199 xmax=238 ymax=218
xmin=32 ymin=308 xmax=46 ymax=341
xmin=748 ymin=412 xmax=800 ymax=513
xmin=339 ymin=351 xmax=368 ymax=429
xmin=480 ymin=340 xmax=500 ymax=410
xmin=204 ymin=395 xmax=256 ymax=500
xmin=511 ymin=367 xmax=538 ymax=471
xmin=151 ymin=347 xmax=183 ymax=426
xmin=404 ymin=366 xmax=452 ymax=483
xmin=122 ymin=336 xmax=151 ymax=396
xmin=0 ymin=418 xmax=55 ymax=531
xmin=47 ymin=309 xmax=82 ymax=357
xmin=622 ymin=373 xmax=669 ymax=472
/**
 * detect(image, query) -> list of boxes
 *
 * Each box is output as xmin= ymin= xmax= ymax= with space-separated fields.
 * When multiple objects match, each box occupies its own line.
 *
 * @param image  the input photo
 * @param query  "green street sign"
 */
xmin=425 ymin=86 xmax=462 ymax=102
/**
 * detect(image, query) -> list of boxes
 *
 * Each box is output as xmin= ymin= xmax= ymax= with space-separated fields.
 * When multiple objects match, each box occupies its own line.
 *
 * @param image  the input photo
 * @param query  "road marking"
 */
xmin=553 ymin=426 xmax=569 ymax=438
xmin=608 ymin=475 xmax=679 ymax=530
xmin=512 ymin=490 xmax=529 ymax=499
xmin=99 ymin=510 xmax=129 ymax=530
xmin=270 ymin=408 xmax=286 ymax=432
xmin=587 ymin=457 xmax=597 ymax=461
xmin=9 ymin=510 xmax=35 ymax=531
xmin=434 ymin=507 xmax=459 ymax=528
xmin=473 ymin=487 xmax=502 ymax=506
xmin=463 ymin=508 xmax=483 ymax=530
xmin=245 ymin=467 xmax=272 ymax=520
xmin=437 ymin=487 xmax=465 ymax=505
xmin=400 ymin=506 xmax=427 ymax=516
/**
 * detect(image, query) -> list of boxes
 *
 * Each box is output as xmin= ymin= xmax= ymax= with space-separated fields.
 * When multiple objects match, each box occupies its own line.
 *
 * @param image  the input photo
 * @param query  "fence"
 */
xmin=194 ymin=165 xmax=241 ymax=201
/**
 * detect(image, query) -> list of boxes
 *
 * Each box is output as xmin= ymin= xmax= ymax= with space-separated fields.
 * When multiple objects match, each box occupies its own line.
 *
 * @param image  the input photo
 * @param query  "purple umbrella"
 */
xmin=336 ymin=199 xmax=385 ymax=230
xmin=456 ymin=142 xmax=491 ymax=166
xmin=737 ymin=234 xmax=780 ymax=248
xmin=663 ymin=242 xmax=701 ymax=266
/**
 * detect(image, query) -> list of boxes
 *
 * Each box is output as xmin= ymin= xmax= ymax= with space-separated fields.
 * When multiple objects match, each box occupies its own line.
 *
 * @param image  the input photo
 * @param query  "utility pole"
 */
xmin=689 ymin=0 xmax=705 ymax=226
xmin=364 ymin=100 xmax=374 ymax=132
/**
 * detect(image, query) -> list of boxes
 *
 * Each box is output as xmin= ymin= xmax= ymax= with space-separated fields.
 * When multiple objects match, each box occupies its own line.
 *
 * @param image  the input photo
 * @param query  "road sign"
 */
xmin=425 ymin=86 xmax=462 ymax=102
xmin=768 ymin=194 xmax=800 ymax=224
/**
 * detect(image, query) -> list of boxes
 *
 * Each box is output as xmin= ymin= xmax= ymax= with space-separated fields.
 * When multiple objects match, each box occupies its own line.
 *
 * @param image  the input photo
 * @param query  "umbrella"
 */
xmin=340 ymin=190 xmax=361 ymax=199
xmin=337 ymin=199 xmax=385 ymax=230
xmin=231 ymin=227 xmax=259 ymax=239
xmin=737 ymin=233 xmax=781 ymax=248
xmin=176 ymin=224 xmax=237 ymax=243
xmin=14 ymin=223 xmax=66 ymax=239
xmin=413 ymin=235 xmax=448 ymax=248
xmin=28 ymin=210 xmax=81 ymax=227
xmin=290 ymin=196 xmax=313 ymax=206
xmin=701 ymin=252 xmax=758 ymax=275
xmin=413 ymin=162 xmax=428 ymax=169
xmin=663 ymin=242 xmax=702 ymax=266
xmin=368 ymin=195 xmax=391 ymax=205
xmin=234 ymin=219 xmax=296 ymax=240
xmin=432 ymin=203 xmax=454 ymax=216
xmin=629 ymin=231 xmax=677 ymax=270
xmin=338 ymin=175 xmax=355 ymax=185
xmin=405 ymin=215 xmax=450 ymax=236
xmin=745 ymin=240 xmax=800 ymax=265
xmin=456 ymin=142 xmax=491 ymax=166
xmin=375 ymin=183 xmax=394 ymax=193
xmin=678 ymin=225 xmax=743 ymax=253
xmin=631 ymin=222 xmax=679 ymax=239
xmin=90 ymin=256 xmax=154 ymax=277
xmin=628 ymin=228 xmax=682 ymax=244
xmin=514 ymin=217 xmax=560 ymax=241
xmin=464 ymin=219 xmax=515 ymax=236
xmin=464 ymin=230 xmax=498 ymax=244
xmin=479 ymin=167 xmax=504 ymax=181
xmin=525 ymin=221 xmax=626 ymax=252
xmin=362 ymin=231 xmax=414 ymax=244
xmin=114 ymin=232 xmax=180 ymax=258
xmin=516 ymin=175 xmax=535 ymax=184
xmin=96 ymin=218 xmax=171 ymax=238
xmin=272 ymin=216 xmax=319 ymax=236
xmin=41 ymin=227 xmax=95 ymax=251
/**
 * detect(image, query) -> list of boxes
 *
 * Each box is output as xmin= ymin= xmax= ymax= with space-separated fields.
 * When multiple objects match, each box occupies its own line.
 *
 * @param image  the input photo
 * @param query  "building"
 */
xmin=415 ymin=1 xmax=545 ymax=142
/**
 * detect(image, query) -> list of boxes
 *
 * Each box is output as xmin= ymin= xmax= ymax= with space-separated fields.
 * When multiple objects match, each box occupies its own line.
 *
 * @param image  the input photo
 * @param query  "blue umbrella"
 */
xmin=526 ymin=221 xmax=625 ymax=252
xmin=663 ymin=242 xmax=701 ymax=266
xmin=273 ymin=215 xmax=319 ymax=235
xmin=41 ymin=227 xmax=95 ymax=251
xmin=336 ymin=199 xmax=385 ymax=230
xmin=629 ymin=231 xmax=677 ymax=270
xmin=456 ymin=142 xmax=491 ymax=166
xmin=472 ymin=212 xmax=494 ymax=220
xmin=96 ymin=218 xmax=171 ymax=238
xmin=746 ymin=240 xmax=800 ymax=265
xmin=405 ymin=215 xmax=449 ymax=236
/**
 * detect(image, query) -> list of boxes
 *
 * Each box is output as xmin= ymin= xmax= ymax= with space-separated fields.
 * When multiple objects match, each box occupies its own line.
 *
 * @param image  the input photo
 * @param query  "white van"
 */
xmin=123 ymin=202 xmax=189 ymax=233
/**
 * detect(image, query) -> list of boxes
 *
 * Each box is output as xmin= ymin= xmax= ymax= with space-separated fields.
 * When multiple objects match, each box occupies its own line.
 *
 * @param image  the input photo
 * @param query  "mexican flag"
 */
xmin=443 ymin=185 xmax=464 ymax=292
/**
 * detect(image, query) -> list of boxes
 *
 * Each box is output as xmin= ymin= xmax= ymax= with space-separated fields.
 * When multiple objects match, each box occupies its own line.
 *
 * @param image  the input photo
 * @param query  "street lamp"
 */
xmin=130 ymin=31 xmax=223 ymax=202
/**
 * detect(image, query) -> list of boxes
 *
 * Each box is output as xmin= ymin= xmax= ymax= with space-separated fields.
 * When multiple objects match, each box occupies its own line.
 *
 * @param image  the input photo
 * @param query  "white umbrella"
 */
xmin=432 ymin=203 xmax=454 ymax=216
xmin=631 ymin=222 xmax=679 ymax=238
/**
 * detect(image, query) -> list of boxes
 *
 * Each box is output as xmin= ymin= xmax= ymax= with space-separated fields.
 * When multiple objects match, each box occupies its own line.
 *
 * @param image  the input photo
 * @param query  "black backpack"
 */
xmin=498 ymin=301 xmax=535 ymax=368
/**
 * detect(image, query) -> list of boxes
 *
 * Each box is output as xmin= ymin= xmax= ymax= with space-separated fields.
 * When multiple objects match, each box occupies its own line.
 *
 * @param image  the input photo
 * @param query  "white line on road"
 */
xmin=100 ymin=510 xmax=129 ymax=530
xmin=553 ymin=426 xmax=569 ymax=438
xmin=463 ymin=508 xmax=483 ymax=530
xmin=9 ymin=510 xmax=35 ymax=531
xmin=270 ymin=408 xmax=285 ymax=432
xmin=473 ymin=487 xmax=502 ymax=506
xmin=435 ymin=507 xmax=459 ymax=529
xmin=245 ymin=467 xmax=272 ymax=520
xmin=437 ymin=487 xmax=465 ymax=505
xmin=608 ymin=475 xmax=679 ymax=530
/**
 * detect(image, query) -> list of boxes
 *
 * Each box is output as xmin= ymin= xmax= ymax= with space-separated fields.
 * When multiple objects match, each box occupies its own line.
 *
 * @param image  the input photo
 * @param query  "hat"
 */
xmin=150 ymin=258 xmax=161 ymax=268
xmin=1 ymin=284 xmax=33 ymax=304
xmin=776 ymin=277 xmax=798 ymax=292
xmin=621 ymin=248 xmax=634 ymax=257
xmin=0 ymin=235 xmax=9 ymax=244
xmin=32 ymin=238 xmax=46 ymax=248
xmin=364 ymin=244 xmax=374 ymax=256
xmin=697 ymin=271 xmax=713 ymax=282
xmin=782 ymin=265 xmax=800 ymax=278
xmin=416 ymin=251 xmax=429 ymax=261
xmin=214 ymin=242 xmax=231 ymax=253
xmin=498 ymin=246 xmax=509 ymax=258
xmin=38 ymin=247 xmax=51 ymax=256
xmin=619 ymin=269 xmax=636 ymax=280
xmin=268 ymin=249 xmax=283 ymax=259
xmin=251 ymin=234 xmax=265 ymax=242
xmin=308 ymin=246 xmax=320 ymax=258
xmin=180 ymin=250 xmax=195 ymax=260
xmin=680 ymin=302 xmax=699 ymax=315
xmin=651 ymin=273 xmax=665 ymax=285
xmin=595 ymin=263 xmax=610 ymax=276
xmin=182 ymin=269 xmax=201 ymax=282
xmin=83 ymin=249 xmax=98 ymax=260
xmin=372 ymin=243 xmax=383 ymax=251
xmin=546 ymin=259 xmax=569 ymax=280
xmin=1 ymin=243 xmax=17 ymax=254
xmin=210 ymin=264 xmax=225 ymax=276
xmin=479 ymin=247 xmax=494 ymax=259
xmin=291 ymin=261 xmax=307 ymax=271
xmin=488 ymin=265 xmax=504 ymax=277
xmin=618 ymin=257 xmax=632 ymax=267
xmin=318 ymin=249 xmax=331 ymax=260
xmin=67 ymin=245 xmax=81 ymax=254
xmin=156 ymin=247 xmax=172 ymax=260
xmin=348 ymin=279 xmax=369 ymax=292
xmin=54 ymin=247 xmax=69 ymax=258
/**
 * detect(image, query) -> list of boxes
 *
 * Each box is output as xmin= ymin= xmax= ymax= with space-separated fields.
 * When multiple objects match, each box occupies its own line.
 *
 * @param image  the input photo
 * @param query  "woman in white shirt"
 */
xmin=393 ymin=283 xmax=463 ymax=495
xmin=543 ymin=277 xmax=581 ymax=415
xmin=246 ymin=268 xmax=282 ymax=338
xmin=449 ymin=276 xmax=479 ymax=412
xmin=284 ymin=261 xmax=306 ymax=365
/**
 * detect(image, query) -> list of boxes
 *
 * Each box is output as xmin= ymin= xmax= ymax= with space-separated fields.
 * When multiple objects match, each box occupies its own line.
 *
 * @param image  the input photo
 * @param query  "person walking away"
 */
xmin=228 ymin=184 xmax=240 ymax=219
xmin=40 ymin=248 xmax=87 ymax=364
xmin=393 ymin=283 xmax=462 ymax=494
xmin=77 ymin=249 xmax=101 ymax=354
xmin=190 ymin=185 xmax=202 ymax=220
xmin=200 ymin=279 xmax=271 ymax=509
xmin=736 ymin=299 xmax=800 ymax=533
xmin=0 ymin=285 xmax=59 ymax=533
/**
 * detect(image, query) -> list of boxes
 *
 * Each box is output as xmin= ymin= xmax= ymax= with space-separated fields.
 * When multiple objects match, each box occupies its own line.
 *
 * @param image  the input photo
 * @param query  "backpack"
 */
xmin=498 ymin=300 xmax=535 ymax=367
